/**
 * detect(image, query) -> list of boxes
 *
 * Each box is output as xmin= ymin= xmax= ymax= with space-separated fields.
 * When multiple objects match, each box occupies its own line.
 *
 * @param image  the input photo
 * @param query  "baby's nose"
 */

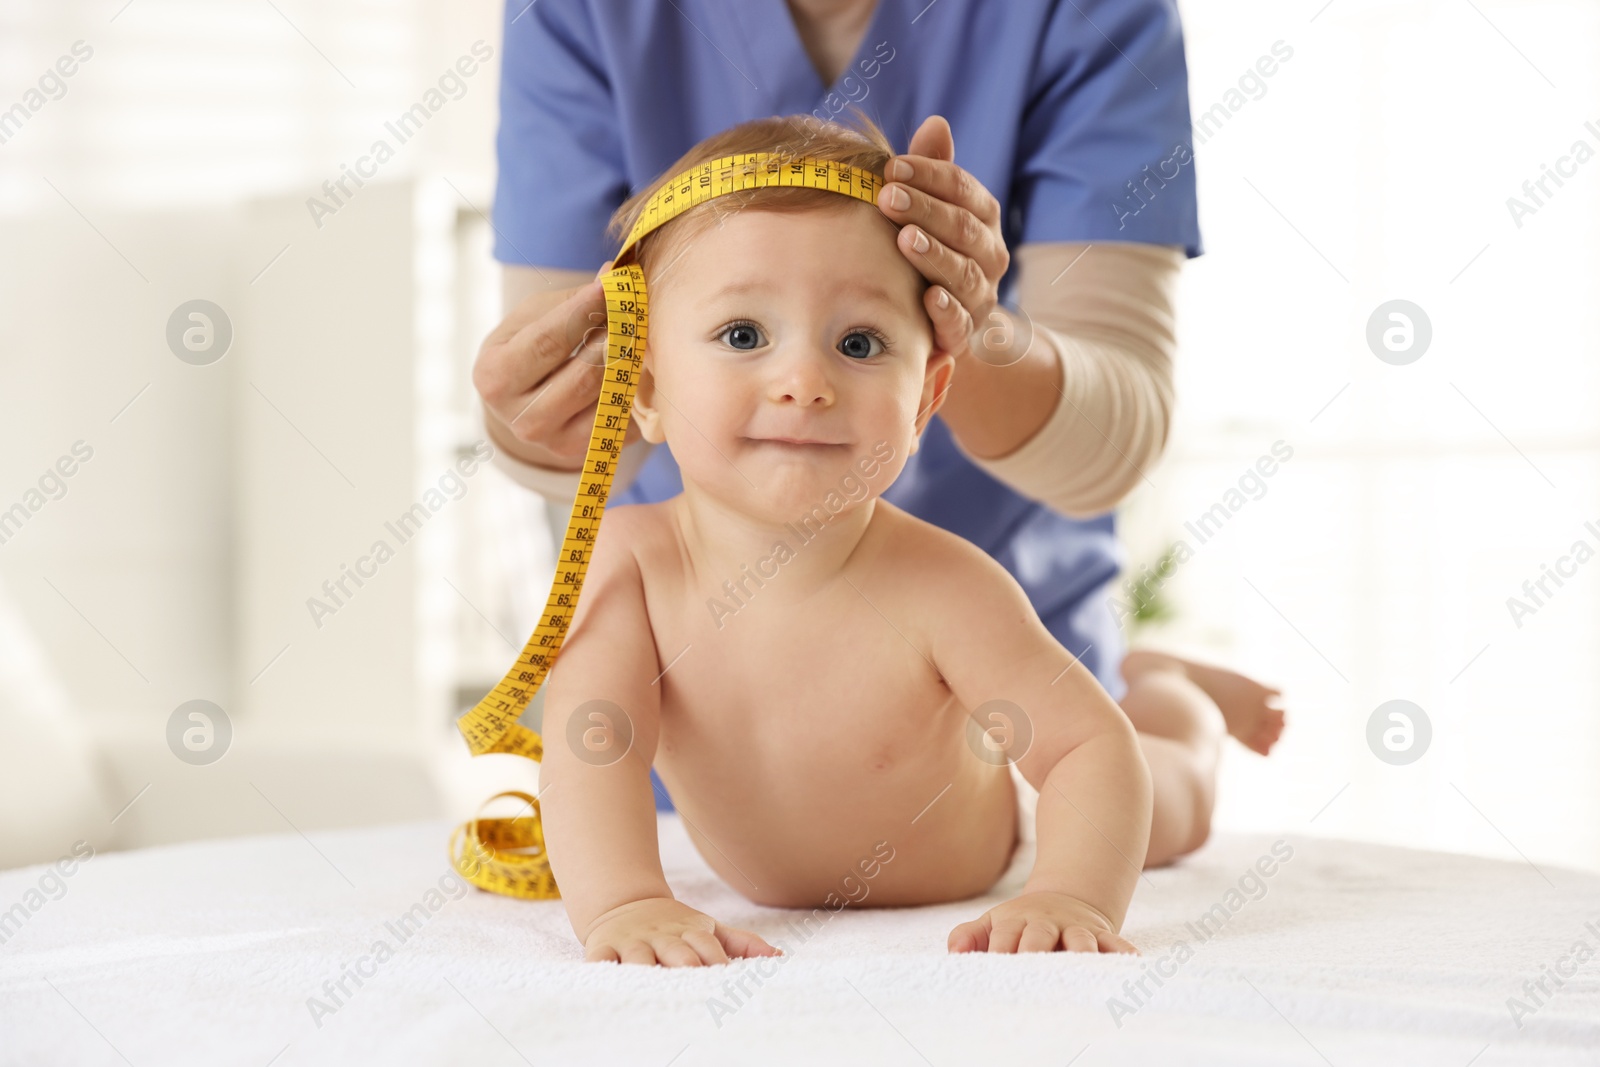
xmin=767 ymin=345 xmax=835 ymax=406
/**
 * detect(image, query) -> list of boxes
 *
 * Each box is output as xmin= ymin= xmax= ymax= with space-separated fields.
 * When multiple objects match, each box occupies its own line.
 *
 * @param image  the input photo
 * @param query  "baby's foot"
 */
xmin=1122 ymin=649 xmax=1286 ymax=755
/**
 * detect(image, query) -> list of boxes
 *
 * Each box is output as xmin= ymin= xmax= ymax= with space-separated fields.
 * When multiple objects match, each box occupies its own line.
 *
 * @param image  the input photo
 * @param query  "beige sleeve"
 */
xmin=947 ymin=241 xmax=1184 ymax=519
xmin=478 ymin=400 xmax=657 ymax=502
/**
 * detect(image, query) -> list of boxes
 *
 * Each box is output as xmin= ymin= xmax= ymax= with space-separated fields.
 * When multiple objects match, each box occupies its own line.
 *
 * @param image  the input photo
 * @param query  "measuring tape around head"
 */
xmin=449 ymin=152 xmax=888 ymax=900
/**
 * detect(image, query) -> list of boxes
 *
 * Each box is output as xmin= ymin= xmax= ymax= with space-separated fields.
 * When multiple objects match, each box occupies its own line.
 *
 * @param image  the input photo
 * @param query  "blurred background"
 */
xmin=1 ymin=0 xmax=1596 ymax=877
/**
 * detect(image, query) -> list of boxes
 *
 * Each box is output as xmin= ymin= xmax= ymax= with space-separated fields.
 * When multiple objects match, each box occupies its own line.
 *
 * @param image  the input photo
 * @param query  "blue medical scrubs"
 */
xmin=494 ymin=0 xmax=1204 ymax=810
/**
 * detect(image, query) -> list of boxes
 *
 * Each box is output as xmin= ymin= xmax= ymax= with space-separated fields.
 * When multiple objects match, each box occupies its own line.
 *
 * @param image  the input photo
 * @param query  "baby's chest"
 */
xmin=650 ymin=584 xmax=957 ymax=749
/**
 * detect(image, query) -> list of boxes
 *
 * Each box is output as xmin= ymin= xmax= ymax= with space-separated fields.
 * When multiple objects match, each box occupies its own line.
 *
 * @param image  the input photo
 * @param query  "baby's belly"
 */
xmin=652 ymin=675 xmax=1022 ymax=908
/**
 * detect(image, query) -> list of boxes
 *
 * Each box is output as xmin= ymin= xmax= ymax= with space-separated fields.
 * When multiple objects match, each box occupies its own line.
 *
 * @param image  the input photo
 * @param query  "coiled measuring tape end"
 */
xmin=449 ymin=791 xmax=558 ymax=899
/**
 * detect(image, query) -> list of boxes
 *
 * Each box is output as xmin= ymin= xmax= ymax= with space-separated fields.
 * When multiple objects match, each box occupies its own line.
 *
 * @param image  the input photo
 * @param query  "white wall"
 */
xmin=1133 ymin=0 xmax=1600 ymax=869
xmin=0 ymin=0 xmax=511 ymax=860
xmin=1 ymin=0 xmax=1596 ymax=873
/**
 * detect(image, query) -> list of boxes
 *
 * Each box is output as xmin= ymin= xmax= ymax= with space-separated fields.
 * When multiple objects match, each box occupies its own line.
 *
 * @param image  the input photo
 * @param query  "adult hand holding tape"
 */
xmin=473 ymin=265 xmax=637 ymax=473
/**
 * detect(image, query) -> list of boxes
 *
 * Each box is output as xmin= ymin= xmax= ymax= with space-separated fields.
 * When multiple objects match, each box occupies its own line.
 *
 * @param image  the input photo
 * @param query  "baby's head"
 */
xmin=605 ymin=112 xmax=954 ymax=523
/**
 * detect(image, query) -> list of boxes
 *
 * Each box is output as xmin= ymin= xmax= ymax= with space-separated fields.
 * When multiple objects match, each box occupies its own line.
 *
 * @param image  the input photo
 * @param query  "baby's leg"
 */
xmin=1124 ymin=649 xmax=1287 ymax=755
xmin=1118 ymin=654 xmax=1224 ymax=867
xmin=1117 ymin=649 xmax=1287 ymax=868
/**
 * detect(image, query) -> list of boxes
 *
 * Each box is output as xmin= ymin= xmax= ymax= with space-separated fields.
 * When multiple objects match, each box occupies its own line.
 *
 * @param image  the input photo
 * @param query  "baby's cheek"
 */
xmin=853 ymin=437 xmax=904 ymax=485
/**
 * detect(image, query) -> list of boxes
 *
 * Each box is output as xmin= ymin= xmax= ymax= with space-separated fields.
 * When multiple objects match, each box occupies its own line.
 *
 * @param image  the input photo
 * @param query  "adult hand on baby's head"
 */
xmin=876 ymin=114 xmax=1012 ymax=366
xmin=582 ymin=896 xmax=784 ymax=967
xmin=948 ymin=891 xmax=1139 ymax=955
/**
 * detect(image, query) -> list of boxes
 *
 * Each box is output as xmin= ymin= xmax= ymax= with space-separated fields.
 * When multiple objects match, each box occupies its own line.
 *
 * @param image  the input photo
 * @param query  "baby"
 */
xmin=538 ymin=114 xmax=1284 ymax=966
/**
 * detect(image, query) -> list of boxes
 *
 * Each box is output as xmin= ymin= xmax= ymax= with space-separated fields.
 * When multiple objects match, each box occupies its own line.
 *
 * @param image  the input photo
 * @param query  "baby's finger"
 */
xmin=617 ymin=940 xmax=657 ymax=966
xmin=985 ymin=918 xmax=1027 ymax=954
xmin=1097 ymin=930 xmax=1140 ymax=955
xmin=715 ymin=923 xmax=782 ymax=959
xmin=584 ymin=943 xmax=621 ymax=963
xmin=1016 ymin=921 xmax=1062 ymax=953
xmin=948 ymin=918 xmax=990 ymax=953
xmin=652 ymin=937 xmax=704 ymax=968
xmin=682 ymin=928 xmax=732 ymax=966
xmin=1062 ymin=926 xmax=1099 ymax=954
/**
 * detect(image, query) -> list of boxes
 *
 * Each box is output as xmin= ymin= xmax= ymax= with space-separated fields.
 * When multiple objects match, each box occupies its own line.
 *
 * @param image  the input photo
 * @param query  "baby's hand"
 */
xmin=582 ymin=897 xmax=785 ymax=967
xmin=948 ymin=891 xmax=1138 ymax=955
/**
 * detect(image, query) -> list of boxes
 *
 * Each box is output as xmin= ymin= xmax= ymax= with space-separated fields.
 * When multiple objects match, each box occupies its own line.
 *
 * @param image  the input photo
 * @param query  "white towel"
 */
xmin=1 ymin=817 xmax=1596 ymax=1065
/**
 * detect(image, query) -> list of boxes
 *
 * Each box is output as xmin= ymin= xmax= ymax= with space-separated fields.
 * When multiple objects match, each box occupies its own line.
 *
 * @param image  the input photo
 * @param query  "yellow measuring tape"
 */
xmin=449 ymin=152 xmax=887 ymax=899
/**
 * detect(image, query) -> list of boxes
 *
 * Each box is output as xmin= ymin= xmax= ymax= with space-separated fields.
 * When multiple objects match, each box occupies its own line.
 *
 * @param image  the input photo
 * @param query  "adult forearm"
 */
xmin=942 ymin=242 xmax=1183 ymax=519
xmin=935 ymin=312 xmax=1063 ymax=457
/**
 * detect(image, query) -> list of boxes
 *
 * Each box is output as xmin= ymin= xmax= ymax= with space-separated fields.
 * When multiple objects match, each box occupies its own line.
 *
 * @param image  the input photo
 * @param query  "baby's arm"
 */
xmin=929 ymin=542 xmax=1153 ymax=954
xmin=540 ymin=511 xmax=781 ymax=966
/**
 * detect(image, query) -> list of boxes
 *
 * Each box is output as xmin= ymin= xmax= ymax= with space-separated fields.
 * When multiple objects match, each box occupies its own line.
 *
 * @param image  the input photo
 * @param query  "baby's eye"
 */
xmin=718 ymin=321 xmax=765 ymax=351
xmin=839 ymin=329 xmax=888 ymax=360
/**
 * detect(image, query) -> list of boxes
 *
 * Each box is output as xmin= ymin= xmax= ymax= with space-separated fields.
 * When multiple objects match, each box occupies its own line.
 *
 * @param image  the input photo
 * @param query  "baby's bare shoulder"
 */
xmin=566 ymin=502 xmax=670 ymax=603
xmin=868 ymin=500 xmax=1022 ymax=598
xmin=579 ymin=501 xmax=692 ymax=625
xmin=869 ymin=504 xmax=1066 ymax=693
xmin=587 ymin=499 xmax=671 ymax=549
xmin=591 ymin=501 xmax=679 ymax=574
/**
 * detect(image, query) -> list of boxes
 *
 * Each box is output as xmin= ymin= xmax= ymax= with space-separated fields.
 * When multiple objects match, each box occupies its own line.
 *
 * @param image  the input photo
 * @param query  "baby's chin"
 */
xmin=683 ymin=442 xmax=879 ymax=522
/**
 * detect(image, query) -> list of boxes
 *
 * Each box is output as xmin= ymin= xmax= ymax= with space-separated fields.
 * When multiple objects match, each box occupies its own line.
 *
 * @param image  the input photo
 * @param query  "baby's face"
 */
xmin=633 ymin=201 xmax=952 ymax=522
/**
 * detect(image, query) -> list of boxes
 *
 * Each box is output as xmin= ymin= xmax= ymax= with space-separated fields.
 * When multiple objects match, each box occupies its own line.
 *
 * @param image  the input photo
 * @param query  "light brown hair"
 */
xmin=604 ymin=107 xmax=911 ymax=292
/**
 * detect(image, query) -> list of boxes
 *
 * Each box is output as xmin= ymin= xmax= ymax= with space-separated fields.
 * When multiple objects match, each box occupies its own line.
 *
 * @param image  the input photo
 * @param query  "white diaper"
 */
xmin=1009 ymin=760 xmax=1039 ymax=845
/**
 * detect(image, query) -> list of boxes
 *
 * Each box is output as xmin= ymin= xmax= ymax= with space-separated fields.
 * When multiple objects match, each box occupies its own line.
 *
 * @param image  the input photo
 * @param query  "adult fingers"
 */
xmin=903 ymin=113 xmax=955 ymax=165
xmin=474 ymin=278 xmax=609 ymax=437
xmin=878 ymin=166 xmax=1006 ymax=280
xmin=497 ymin=355 xmax=611 ymax=463
xmin=885 ymin=200 xmax=1004 ymax=317
xmin=923 ymin=283 xmax=976 ymax=363
xmin=884 ymin=151 xmax=1002 ymax=227
xmin=480 ymin=271 xmax=600 ymax=356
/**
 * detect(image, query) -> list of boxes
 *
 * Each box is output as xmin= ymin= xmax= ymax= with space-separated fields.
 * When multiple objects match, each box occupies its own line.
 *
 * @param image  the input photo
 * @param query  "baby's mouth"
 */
xmin=745 ymin=437 xmax=849 ymax=452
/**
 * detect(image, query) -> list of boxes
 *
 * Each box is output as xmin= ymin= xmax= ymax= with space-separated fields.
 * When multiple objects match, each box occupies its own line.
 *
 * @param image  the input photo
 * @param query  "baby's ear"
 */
xmin=631 ymin=348 xmax=665 ymax=444
xmin=910 ymin=349 xmax=956 ymax=453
